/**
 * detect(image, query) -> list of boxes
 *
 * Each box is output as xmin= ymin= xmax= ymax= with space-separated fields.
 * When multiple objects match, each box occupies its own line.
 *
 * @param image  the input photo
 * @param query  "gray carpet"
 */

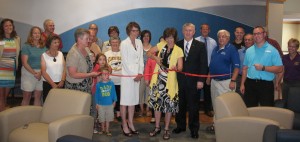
xmin=92 ymin=122 xmax=215 ymax=142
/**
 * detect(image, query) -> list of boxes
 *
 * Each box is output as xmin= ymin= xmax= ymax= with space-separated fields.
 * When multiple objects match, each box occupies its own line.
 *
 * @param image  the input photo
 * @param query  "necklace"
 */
xmin=49 ymin=50 xmax=58 ymax=62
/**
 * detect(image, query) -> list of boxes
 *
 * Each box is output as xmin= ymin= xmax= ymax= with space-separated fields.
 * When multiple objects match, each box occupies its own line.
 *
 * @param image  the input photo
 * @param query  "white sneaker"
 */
xmin=93 ymin=129 xmax=98 ymax=134
xmin=150 ymin=118 xmax=155 ymax=123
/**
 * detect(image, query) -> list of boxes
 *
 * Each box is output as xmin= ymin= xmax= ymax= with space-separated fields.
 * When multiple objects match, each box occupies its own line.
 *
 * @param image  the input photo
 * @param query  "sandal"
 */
xmin=98 ymin=130 xmax=105 ymax=135
xmin=163 ymin=129 xmax=170 ymax=140
xmin=105 ymin=131 xmax=112 ymax=136
xmin=149 ymin=126 xmax=161 ymax=137
xmin=121 ymin=125 xmax=132 ymax=137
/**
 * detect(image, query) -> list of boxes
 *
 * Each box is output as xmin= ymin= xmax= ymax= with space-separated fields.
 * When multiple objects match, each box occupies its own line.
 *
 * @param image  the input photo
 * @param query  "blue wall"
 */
xmin=60 ymin=8 xmax=253 ymax=52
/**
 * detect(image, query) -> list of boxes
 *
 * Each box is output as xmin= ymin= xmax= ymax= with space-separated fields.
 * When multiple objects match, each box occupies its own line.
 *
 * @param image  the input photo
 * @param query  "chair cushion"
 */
xmin=9 ymin=123 xmax=48 ymax=142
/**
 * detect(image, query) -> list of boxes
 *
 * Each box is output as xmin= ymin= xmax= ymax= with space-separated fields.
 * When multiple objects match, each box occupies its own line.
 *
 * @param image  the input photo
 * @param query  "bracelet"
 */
xmin=231 ymin=80 xmax=236 ymax=82
xmin=262 ymin=66 xmax=265 ymax=71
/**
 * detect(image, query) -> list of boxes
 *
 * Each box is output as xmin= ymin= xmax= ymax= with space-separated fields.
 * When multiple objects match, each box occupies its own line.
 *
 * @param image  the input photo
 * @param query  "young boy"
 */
xmin=95 ymin=67 xmax=117 ymax=136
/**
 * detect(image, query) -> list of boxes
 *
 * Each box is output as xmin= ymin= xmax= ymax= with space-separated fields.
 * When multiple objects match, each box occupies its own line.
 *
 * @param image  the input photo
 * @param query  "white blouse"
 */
xmin=42 ymin=51 xmax=64 ymax=82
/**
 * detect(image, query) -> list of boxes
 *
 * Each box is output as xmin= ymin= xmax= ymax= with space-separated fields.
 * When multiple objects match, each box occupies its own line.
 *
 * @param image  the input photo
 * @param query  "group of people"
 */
xmin=0 ymin=17 xmax=299 ymax=140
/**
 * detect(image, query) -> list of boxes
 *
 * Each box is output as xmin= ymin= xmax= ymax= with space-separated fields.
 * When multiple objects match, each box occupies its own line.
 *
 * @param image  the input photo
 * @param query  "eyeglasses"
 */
xmin=131 ymin=30 xmax=140 ymax=32
xmin=288 ymin=46 xmax=298 ymax=48
xmin=253 ymin=32 xmax=264 ymax=36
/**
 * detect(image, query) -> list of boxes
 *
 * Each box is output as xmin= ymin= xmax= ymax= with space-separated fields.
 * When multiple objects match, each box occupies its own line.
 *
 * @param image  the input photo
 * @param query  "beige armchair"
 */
xmin=214 ymin=92 xmax=294 ymax=142
xmin=0 ymin=89 xmax=94 ymax=142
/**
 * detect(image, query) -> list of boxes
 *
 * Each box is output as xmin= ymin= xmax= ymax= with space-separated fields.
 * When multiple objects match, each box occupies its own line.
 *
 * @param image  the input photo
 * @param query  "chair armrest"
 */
xmin=48 ymin=115 xmax=93 ymax=142
xmin=277 ymin=129 xmax=300 ymax=142
xmin=263 ymin=125 xmax=279 ymax=142
xmin=248 ymin=107 xmax=294 ymax=129
xmin=0 ymin=106 xmax=42 ymax=142
xmin=215 ymin=116 xmax=280 ymax=142
xmin=263 ymin=125 xmax=300 ymax=142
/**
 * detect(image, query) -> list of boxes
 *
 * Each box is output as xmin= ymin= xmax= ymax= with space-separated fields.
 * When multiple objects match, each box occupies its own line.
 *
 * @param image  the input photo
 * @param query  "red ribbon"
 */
xmin=100 ymin=69 xmax=230 ymax=78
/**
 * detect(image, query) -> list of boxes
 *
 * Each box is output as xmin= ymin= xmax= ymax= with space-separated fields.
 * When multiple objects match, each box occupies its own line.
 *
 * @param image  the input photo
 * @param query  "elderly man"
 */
xmin=240 ymin=26 xmax=283 ymax=107
xmin=206 ymin=29 xmax=240 ymax=132
xmin=88 ymin=29 xmax=101 ymax=56
xmin=42 ymin=19 xmax=63 ymax=50
xmin=195 ymin=23 xmax=217 ymax=117
xmin=236 ymin=34 xmax=254 ymax=96
xmin=88 ymin=23 xmax=103 ymax=49
xmin=208 ymin=29 xmax=240 ymax=112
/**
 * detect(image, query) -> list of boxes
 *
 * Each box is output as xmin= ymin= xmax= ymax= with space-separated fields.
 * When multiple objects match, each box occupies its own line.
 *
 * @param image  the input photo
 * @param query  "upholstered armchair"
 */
xmin=263 ymin=125 xmax=300 ymax=142
xmin=275 ymin=87 xmax=300 ymax=130
xmin=0 ymin=89 xmax=94 ymax=142
xmin=214 ymin=92 xmax=294 ymax=142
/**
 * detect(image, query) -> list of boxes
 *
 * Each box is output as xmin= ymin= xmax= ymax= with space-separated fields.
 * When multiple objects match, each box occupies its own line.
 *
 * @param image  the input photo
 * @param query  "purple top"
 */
xmin=282 ymin=53 xmax=300 ymax=82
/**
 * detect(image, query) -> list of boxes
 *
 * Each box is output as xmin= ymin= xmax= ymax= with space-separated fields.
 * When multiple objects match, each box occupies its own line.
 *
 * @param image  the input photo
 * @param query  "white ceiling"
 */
xmin=283 ymin=0 xmax=300 ymax=21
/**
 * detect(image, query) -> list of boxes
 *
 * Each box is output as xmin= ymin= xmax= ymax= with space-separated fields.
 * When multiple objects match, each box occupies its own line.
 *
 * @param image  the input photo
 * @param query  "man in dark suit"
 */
xmin=173 ymin=23 xmax=208 ymax=139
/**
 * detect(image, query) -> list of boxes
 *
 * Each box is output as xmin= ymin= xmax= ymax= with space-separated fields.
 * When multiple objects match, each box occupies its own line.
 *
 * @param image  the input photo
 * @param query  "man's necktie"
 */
xmin=185 ymin=42 xmax=189 ymax=60
xmin=204 ymin=37 xmax=207 ymax=48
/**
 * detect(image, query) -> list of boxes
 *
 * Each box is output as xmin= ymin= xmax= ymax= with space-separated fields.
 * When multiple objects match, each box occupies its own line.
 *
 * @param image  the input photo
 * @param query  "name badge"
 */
xmin=0 ymin=41 xmax=5 ymax=45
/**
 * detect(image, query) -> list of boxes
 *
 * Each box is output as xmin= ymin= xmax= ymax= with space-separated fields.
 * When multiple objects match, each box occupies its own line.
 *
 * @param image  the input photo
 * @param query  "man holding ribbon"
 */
xmin=173 ymin=23 xmax=208 ymax=139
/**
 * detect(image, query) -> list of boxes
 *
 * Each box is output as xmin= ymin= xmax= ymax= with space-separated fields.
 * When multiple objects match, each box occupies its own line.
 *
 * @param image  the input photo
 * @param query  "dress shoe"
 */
xmin=172 ymin=127 xmax=186 ymax=134
xmin=205 ymin=111 xmax=214 ymax=117
xmin=190 ymin=131 xmax=199 ymax=139
xmin=206 ymin=125 xmax=215 ymax=133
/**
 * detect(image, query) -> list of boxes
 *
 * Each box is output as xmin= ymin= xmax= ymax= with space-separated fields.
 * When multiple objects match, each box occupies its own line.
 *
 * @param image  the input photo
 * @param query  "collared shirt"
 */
xmin=232 ymin=40 xmax=245 ymax=50
xmin=282 ymin=53 xmax=300 ymax=82
xmin=184 ymin=39 xmax=193 ymax=54
xmin=238 ymin=46 xmax=247 ymax=75
xmin=244 ymin=41 xmax=282 ymax=81
xmin=195 ymin=36 xmax=217 ymax=65
xmin=209 ymin=43 xmax=240 ymax=80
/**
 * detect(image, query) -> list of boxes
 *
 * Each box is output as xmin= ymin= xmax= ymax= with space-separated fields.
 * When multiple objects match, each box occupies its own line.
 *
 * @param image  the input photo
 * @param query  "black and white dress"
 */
xmin=148 ymin=46 xmax=179 ymax=113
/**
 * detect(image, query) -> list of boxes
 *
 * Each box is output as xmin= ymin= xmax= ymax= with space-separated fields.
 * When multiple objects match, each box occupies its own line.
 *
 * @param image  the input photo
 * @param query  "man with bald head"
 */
xmin=89 ymin=23 xmax=103 ymax=49
xmin=42 ymin=19 xmax=63 ymax=50
xmin=88 ymin=29 xmax=101 ymax=56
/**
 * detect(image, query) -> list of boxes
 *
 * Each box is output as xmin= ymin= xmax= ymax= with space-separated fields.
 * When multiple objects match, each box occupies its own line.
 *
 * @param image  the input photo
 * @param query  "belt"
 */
xmin=213 ymin=78 xmax=230 ymax=81
xmin=247 ymin=78 xmax=272 ymax=83
xmin=283 ymin=79 xmax=300 ymax=84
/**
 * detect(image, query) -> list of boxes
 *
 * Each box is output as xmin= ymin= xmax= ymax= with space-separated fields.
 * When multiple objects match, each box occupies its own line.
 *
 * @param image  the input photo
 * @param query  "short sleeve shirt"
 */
xmin=243 ymin=41 xmax=282 ymax=81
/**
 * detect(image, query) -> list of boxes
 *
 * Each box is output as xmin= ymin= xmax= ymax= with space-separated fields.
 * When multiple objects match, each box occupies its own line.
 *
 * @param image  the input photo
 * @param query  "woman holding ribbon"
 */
xmin=147 ymin=27 xmax=183 ymax=140
xmin=120 ymin=22 xmax=144 ymax=137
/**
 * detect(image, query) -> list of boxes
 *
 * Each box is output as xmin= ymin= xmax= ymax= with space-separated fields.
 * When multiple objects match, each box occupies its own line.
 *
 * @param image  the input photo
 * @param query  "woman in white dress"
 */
xmin=120 ymin=22 xmax=144 ymax=136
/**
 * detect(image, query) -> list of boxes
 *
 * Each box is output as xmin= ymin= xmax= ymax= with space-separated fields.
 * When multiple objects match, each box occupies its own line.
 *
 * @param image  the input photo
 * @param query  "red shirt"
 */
xmin=266 ymin=37 xmax=284 ymax=57
xmin=144 ymin=58 xmax=156 ymax=81
xmin=42 ymin=32 xmax=63 ymax=50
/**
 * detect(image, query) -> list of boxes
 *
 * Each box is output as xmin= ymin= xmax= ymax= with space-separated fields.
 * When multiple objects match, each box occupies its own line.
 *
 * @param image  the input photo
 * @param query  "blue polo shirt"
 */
xmin=243 ymin=41 xmax=282 ymax=81
xmin=209 ymin=43 xmax=240 ymax=80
